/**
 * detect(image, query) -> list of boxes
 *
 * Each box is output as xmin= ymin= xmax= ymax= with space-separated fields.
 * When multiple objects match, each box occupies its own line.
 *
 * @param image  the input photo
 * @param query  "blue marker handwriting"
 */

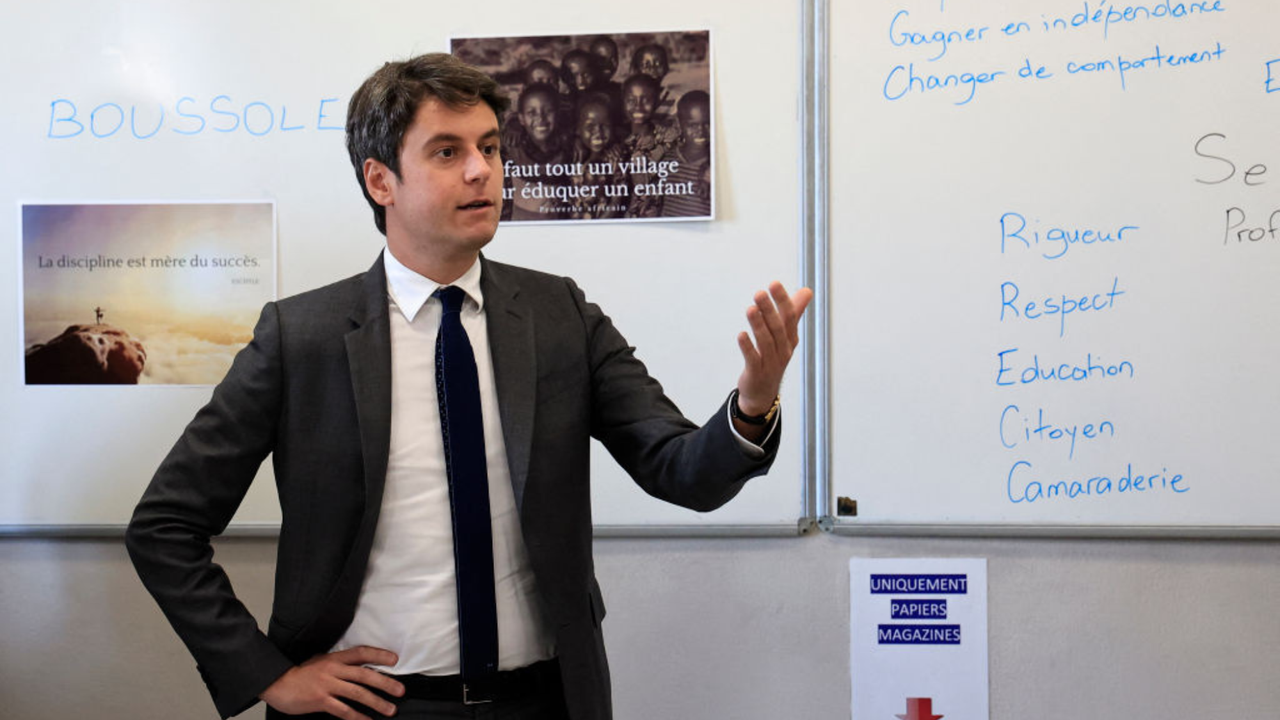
xmin=888 ymin=9 xmax=991 ymax=61
xmin=882 ymin=62 xmax=1006 ymax=106
xmin=880 ymin=1 xmax=1229 ymax=104
xmin=1064 ymin=42 xmax=1225 ymax=90
xmin=996 ymin=348 xmax=1134 ymax=386
xmin=1000 ymin=277 xmax=1126 ymax=337
xmin=886 ymin=0 xmax=1228 ymax=59
xmin=1000 ymin=212 xmax=1138 ymax=260
xmin=882 ymin=41 xmax=1225 ymax=102
xmin=47 ymin=96 xmax=345 ymax=140
xmin=1000 ymin=404 xmax=1116 ymax=460
xmin=1039 ymin=1 xmax=1226 ymax=40
xmin=1006 ymin=459 xmax=1188 ymax=504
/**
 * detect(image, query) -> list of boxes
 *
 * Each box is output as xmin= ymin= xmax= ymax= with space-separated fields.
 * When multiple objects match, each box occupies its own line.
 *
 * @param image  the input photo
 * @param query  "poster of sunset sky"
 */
xmin=21 ymin=202 xmax=275 ymax=385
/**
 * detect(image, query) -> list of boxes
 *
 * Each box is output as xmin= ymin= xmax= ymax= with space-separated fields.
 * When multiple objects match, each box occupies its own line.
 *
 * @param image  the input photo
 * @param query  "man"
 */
xmin=126 ymin=53 xmax=810 ymax=720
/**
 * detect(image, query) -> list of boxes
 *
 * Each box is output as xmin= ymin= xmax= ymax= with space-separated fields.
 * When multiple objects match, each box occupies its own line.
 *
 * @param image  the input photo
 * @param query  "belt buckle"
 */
xmin=463 ymin=683 xmax=494 ymax=705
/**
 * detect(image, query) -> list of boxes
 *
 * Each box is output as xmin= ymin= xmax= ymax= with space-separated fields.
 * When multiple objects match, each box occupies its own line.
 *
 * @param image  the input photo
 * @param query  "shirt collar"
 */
xmin=382 ymin=248 xmax=484 ymax=323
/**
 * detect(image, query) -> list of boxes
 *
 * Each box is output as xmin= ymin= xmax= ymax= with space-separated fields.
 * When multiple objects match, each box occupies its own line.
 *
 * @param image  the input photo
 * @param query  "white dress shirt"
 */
xmin=330 ymin=249 xmax=555 ymax=675
xmin=332 ymin=248 xmax=776 ymax=676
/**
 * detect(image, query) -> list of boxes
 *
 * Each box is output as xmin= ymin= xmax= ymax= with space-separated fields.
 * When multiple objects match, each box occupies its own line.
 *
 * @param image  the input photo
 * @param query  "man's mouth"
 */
xmin=458 ymin=200 xmax=493 ymax=210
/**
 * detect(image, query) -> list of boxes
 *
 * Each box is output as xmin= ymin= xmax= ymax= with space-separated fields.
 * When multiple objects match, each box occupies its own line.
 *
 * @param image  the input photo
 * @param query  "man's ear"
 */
xmin=363 ymin=158 xmax=395 ymax=207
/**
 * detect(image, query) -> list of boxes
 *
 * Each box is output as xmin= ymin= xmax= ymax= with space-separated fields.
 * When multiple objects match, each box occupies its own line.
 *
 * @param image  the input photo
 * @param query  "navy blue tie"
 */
xmin=434 ymin=286 xmax=498 ymax=682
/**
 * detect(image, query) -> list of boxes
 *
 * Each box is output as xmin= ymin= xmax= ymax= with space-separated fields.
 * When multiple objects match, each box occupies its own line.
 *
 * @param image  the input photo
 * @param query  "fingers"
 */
xmin=355 ymin=667 xmax=405 ymax=700
xmin=756 ymin=291 xmax=787 ymax=344
xmin=781 ymin=285 xmax=814 ymax=339
xmin=763 ymin=282 xmax=813 ymax=345
xmin=747 ymin=298 xmax=780 ymax=359
xmin=334 ymin=645 xmax=399 ymax=668
xmin=747 ymin=281 xmax=809 ymax=363
xmin=261 ymin=647 xmax=403 ymax=719
xmin=328 ymin=646 xmax=404 ymax=703
xmin=736 ymin=329 xmax=758 ymax=367
xmin=736 ymin=282 xmax=812 ymax=409
xmin=326 ymin=649 xmax=403 ymax=716
xmin=324 ymin=678 xmax=398 ymax=720
xmin=320 ymin=692 xmax=375 ymax=720
xmin=331 ymin=667 xmax=402 ymax=717
xmin=756 ymin=283 xmax=808 ymax=341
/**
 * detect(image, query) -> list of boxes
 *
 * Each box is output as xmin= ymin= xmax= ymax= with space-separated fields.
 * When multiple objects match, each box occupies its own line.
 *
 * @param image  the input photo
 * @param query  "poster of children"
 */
xmin=451 ymin=30 xmax=713 ymax=223
xmin=21 ymin=202 xmax=275 ymax=386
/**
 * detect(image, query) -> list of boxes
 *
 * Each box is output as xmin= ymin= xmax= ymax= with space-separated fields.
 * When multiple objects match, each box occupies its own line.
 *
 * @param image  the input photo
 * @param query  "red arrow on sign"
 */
xmin=896 ymin=697 xmax=943 ymax=720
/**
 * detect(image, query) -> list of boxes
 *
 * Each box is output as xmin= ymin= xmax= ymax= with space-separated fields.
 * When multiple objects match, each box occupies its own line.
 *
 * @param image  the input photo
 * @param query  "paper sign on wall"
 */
xmin=850 ymin=558 xmax=989 ymax=720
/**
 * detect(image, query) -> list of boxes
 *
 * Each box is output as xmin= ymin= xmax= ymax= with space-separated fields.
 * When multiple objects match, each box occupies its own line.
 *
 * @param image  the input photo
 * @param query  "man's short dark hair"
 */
xmin=346 ymin=53 xmax=510 ymax=235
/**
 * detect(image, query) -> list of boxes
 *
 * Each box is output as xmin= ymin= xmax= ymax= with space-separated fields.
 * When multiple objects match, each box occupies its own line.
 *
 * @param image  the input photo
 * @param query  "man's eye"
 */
xmin=438 ymin=148 xmax=455 ymax=158
xmin=482 ymin=144 xmax=499 ymax=156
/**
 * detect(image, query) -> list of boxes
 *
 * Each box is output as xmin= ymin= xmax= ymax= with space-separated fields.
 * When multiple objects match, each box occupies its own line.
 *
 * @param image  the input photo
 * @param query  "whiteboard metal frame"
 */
xmin=2 ymin=6 xmax=824 ymax=539
xmin=811 ymin=0 xmax=1280 ymax=539
xmin=804 ymin=0 xmax=829 ymax=535
xmin=826 ymin=523 xmax=1280 ymax=540
xmin=0 ymin=523 xmax=811 ymax=539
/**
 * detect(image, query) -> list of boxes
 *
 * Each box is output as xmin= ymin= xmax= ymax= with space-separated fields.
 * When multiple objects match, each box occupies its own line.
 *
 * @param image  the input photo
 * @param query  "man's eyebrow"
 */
xmin=422 ymin=128 xmax=501 ymax=146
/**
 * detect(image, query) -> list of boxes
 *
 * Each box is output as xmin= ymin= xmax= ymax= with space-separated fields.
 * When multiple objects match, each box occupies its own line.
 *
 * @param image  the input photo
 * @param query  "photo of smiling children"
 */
xmin=452 ymin=30 xmax=713 ymax=223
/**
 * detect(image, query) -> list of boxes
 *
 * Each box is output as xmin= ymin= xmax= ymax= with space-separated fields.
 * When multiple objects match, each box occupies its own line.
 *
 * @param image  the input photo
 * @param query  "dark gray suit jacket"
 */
xmin=126 ymin=254 xmax=779 ymax=719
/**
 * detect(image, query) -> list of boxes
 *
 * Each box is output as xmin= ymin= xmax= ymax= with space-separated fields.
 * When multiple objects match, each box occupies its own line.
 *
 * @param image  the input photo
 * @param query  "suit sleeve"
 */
xmin=569 ymin=278 xmax=780 ymax=511
xmin=125 ymin=302 xmax=294 ymax=719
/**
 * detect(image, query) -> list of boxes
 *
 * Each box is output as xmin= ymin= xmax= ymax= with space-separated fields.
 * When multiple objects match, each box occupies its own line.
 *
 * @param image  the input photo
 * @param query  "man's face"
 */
xmin=578 ymin=103 xmax=612 ymax=154
xmin=376 ymin=98 xmax=503 ymax=263
xmin=520 ymin=91 xmax=557 ymax=145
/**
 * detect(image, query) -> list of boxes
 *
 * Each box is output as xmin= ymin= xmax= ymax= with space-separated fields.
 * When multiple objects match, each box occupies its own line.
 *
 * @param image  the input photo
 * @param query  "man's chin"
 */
xmin=463 ymin=220 xmax=500 ymax=247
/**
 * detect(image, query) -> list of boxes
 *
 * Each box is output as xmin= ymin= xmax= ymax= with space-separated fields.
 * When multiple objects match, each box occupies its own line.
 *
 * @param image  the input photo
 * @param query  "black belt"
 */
xmin=390 ymin=658 xmax=560 ymax=705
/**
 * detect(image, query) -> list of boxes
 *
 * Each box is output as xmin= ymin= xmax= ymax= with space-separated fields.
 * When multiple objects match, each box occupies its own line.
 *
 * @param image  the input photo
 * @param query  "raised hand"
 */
xmin=735 ymin=281 xmax=813 ymax=432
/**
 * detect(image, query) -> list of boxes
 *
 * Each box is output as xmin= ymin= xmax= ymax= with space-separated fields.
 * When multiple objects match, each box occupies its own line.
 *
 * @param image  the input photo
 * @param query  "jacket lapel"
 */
xmin=294 ymin=253 xmax=393 ymax=658
xmin=481 ymin=257 xmax=537 ymax=510
xmin=345 ymin=253 xmax=393 ymax=513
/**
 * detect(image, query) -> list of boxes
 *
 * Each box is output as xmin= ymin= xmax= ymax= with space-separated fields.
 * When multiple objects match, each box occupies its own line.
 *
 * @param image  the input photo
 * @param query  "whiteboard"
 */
xmin=830 ymin=0 xmax=1278 ymax=529
xmin=0 ymin=0 xmax=805 ymax=531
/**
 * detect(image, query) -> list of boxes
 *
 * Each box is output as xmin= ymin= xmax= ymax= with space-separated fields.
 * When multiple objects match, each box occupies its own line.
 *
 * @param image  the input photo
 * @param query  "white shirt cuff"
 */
xmin=726 ymin=401 xmax=778 ymax=458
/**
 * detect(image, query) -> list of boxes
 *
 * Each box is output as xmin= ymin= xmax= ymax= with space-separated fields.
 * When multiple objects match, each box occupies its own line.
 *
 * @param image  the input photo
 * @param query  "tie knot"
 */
xmin=435 ymin=285 xmax=466 ymax=315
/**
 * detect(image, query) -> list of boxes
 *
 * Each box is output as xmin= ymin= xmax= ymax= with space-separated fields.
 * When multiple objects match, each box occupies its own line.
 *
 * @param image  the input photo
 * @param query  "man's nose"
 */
xmin=463 ymin=148 xmax=492 ymax=182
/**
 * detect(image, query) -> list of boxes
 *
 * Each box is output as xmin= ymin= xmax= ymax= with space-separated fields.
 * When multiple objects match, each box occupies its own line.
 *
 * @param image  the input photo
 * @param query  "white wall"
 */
xmin=3 ymin=533 xmax=1277 ymax=719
